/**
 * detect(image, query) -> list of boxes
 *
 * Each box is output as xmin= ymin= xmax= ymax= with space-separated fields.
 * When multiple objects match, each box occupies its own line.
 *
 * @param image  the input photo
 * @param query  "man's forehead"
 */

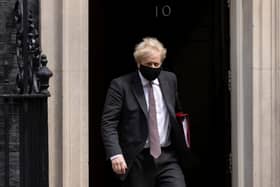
xmin=141 ymin=51 xmax=161 ymax=60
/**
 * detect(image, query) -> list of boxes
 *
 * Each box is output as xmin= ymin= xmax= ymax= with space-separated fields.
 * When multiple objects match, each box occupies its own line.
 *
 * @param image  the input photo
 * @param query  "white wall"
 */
xmin=231 ymin=0 xmax=280 ymax=187
xmin=41 ymin=0 xmax=88 ymax=186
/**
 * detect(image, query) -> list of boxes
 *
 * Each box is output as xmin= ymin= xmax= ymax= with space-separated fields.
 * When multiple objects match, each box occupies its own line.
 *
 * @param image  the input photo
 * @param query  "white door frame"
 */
xmin=230 ymin=0 xmax=253 ymax=187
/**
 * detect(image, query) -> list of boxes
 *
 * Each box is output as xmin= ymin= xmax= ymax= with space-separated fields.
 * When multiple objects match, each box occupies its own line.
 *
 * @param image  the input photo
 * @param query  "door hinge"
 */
xmin=227 ymin=0 xmax=231 ymax=8
xmin=227 ymin=152 xmax=232 ymax=174
xmin=227 ymin=70 xmax=232 ymax=92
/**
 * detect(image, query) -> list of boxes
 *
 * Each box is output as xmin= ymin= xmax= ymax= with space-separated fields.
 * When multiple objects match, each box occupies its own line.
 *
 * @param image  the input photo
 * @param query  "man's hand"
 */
xmin=111 ymin=154 xmax=128 ymax=175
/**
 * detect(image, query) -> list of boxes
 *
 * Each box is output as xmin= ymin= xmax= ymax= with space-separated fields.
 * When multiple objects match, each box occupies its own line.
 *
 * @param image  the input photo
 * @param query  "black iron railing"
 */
xmin=0 ymin=0 xmax=52 ymax=186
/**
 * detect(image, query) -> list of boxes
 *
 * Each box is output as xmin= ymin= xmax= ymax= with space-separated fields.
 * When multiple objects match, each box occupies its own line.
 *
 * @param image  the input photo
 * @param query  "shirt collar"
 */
xmin=138 ymin=70 xmax=160 ymax=86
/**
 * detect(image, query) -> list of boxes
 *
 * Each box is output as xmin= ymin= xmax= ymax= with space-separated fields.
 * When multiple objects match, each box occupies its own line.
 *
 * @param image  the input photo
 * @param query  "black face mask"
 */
xmin=139 ymin=64 xmax=161 ymax=81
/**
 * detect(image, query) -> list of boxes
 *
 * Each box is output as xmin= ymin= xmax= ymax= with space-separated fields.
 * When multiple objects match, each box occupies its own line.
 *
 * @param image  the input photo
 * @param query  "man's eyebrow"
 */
xmin=146 ymin=61 xmax=160 ymax=64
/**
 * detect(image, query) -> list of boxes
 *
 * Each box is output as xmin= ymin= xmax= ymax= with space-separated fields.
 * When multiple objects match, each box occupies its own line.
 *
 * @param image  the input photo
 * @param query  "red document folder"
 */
xmin=176 ymin=112 xmax=191 ymax=148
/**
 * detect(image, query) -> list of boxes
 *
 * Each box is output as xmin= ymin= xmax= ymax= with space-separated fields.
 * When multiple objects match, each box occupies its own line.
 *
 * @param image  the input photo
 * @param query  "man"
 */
xmin=101 ymin=37 xmax=190 ymax=187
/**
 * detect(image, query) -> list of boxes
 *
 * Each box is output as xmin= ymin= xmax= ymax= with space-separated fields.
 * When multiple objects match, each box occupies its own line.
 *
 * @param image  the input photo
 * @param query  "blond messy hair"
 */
xmin=133 ymin=37 xmax=167 ymax=63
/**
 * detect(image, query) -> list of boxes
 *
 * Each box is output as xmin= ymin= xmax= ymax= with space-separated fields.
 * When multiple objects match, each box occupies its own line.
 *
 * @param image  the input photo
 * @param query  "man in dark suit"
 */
xmin=101 ymin=37 xmax=190 ymax=187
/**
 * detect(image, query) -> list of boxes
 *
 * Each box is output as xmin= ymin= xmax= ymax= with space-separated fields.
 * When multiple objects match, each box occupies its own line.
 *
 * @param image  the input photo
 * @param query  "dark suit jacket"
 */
xmin=101 ymin=70 xmax=192 ymax=180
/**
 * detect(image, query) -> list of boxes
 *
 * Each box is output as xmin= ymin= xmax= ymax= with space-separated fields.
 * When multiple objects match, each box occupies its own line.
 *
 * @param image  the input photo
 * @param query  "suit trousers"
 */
xmin=122 ymin=146 xmax=186 ymax=187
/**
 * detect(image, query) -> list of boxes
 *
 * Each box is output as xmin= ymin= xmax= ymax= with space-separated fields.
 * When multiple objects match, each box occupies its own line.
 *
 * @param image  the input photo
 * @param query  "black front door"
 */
xmin=89 ymin=1 xmax=231 ymax=187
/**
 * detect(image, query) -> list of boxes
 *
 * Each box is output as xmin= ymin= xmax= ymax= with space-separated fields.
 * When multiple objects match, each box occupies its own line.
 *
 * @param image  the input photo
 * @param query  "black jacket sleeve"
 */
xmin=101 ymin=79 xmax=123 ymax=160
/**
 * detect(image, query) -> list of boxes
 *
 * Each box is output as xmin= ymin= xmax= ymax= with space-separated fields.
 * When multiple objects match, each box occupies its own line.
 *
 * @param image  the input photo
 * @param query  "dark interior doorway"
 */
xmin=89 ymin=0 xmax=231 ymax=187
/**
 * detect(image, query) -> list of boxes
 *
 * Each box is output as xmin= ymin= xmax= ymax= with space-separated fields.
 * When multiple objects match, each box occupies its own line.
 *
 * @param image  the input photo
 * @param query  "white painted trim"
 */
xmin=42 ymin=0 xmax=88 ymax=185
xmin=62 ymin=0 xmax=89 ymax=186
xmin=41 ymin=0 xmax=63 ymax=186
xmin=230 ymin=0 xmax=253 ymax=187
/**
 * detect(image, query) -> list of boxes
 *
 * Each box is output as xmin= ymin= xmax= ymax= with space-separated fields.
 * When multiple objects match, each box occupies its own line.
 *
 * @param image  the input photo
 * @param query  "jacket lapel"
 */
xmin=158 ymin=73 xmax=176 ymax=120
xmin=131 ymin=72 xmax=148 ymax=119
xmin=131 ymin=71 xmax=176 ymax=121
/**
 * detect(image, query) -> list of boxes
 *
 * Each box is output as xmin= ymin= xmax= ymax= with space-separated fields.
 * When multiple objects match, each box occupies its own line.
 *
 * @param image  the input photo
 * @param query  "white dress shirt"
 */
xmin=138 ymin=71 xmax=171 ymax=148
xmin=110 ymin=71 xmax=171 ymax=160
